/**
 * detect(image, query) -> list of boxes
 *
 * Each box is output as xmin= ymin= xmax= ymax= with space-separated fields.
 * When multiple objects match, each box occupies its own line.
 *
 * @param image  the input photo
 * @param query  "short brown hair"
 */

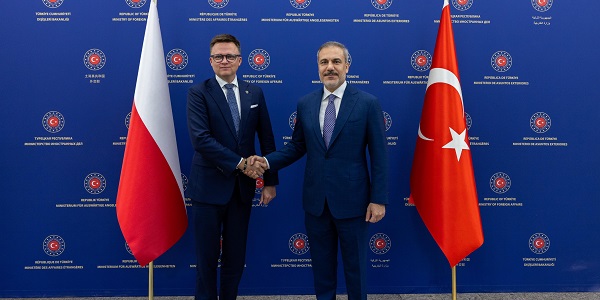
xmin=210 ymin=34 xmax=241 ymax=54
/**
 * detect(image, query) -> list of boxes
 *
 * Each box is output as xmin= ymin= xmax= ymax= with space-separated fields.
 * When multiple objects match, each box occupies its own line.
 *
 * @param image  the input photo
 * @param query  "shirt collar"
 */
xmin=215 ymin=75 xmax=239 ymax=89
xmin=323 ymin=81 xmax=347 ymax=101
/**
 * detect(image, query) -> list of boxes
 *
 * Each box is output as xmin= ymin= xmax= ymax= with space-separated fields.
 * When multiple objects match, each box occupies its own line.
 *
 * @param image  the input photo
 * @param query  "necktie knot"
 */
xmin=225 ymin=83 xmax=235 ymax=90
xmin=328 ymin=93 xmax=336 ymax=103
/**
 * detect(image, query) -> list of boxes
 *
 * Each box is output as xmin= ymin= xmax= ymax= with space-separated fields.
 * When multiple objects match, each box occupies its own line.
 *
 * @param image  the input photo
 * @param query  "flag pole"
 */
xmin=150 ymin=0 xmax=156 ymax=297
xmin=149 ymin=261 xmax=154 ymax=300
xmin=149 ymin=0 xmax=156 ymax=298
xmin=452 ymin=266 xmax=457 ymax=300
xmin=148 ymin=1 xmax=156 ymax=298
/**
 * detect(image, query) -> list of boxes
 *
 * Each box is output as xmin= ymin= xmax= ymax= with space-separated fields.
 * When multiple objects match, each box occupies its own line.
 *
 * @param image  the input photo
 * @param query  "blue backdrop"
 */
xmin=2 ymin=0 xmax=600 ymax=297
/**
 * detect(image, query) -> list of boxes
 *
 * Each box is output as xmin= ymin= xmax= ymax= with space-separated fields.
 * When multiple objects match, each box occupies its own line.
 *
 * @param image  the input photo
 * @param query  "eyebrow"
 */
xmin=319 ymin=58 xmax=343 ymax=62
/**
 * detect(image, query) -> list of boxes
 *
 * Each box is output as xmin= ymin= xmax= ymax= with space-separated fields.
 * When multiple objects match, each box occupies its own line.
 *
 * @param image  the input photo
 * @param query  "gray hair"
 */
xmin=317 ymin=41 xmax=350 ymax=63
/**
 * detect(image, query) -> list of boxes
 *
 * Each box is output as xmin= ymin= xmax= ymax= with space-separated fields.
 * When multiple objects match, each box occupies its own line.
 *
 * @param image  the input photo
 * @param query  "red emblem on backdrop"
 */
xmin=85 ymin=172 xmax=107 ymax=194
xmin=290 ymin=0 xmax=310 ymax=9
xmin=491 ymin=51 xmax=513 ymax=72
xmin=529 ymin=233 xmax=550 ymax=254
xmin=42 ymin=0 xmax=64 ymax=8
xmin=371 ymin=0 xmax=392 ymax=10
xmin=83 ymin=49 xmax=106 ymax=71
xmin=248 ymin=49 xmax=271 ymax=71
xmin=256 ymin=177 xmax=264 ymax=189
xmin=43 ymin=235 xmax=65 ymax=256
xmin=42 ymin=111 xmax=65 ymax=133
xmin=411 ymin=50 xmax=432 ymax=72
xmin=209 ymin=0 xmax=229 ymax=9
xmin=166 ymin=49 xmax=189 ymax=70
xmin=288 ymin=233 xmax=310 ymax=255
xmin=490 ymin=172 xmax=511 ymax=194
xmin=369 ymin=233 xmax=391 ymax=255
xmin=530 ymin=112 xmax=551 ymax=133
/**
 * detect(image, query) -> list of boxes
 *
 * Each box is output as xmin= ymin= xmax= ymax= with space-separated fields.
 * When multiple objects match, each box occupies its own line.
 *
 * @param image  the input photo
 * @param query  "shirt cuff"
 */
xmin=236 ymin=157 xmax=243 ymax=171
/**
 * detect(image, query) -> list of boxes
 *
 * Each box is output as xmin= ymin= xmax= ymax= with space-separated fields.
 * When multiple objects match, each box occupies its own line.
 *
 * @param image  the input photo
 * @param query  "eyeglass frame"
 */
xmin=210 ymin=54 xmax=241 ymax=63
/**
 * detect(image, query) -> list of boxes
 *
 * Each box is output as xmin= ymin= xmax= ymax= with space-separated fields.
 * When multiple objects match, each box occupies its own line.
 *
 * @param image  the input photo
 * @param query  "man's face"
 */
xmin=210 ymin=42 xmax=241 ymax=82
xmin=318 ymin=46 xmax=349 ymax=92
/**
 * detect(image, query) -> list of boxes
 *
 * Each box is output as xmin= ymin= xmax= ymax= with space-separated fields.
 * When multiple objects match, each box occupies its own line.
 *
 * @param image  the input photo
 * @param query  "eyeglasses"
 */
xmin=210 ymin=54 xmax=241 ymax=62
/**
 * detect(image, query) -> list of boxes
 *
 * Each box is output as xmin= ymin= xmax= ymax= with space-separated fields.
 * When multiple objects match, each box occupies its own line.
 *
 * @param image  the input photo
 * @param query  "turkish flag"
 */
xmin=409 ymin=0 xmax=483 ymax=267
xmin=116 ymin=1 xmax=188 ymax=267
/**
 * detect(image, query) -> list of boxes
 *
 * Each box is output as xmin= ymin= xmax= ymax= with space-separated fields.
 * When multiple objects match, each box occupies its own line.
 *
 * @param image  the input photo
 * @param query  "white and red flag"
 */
xmin=116 ymin=0 xmax=187 ymax=267
xmin=409 ymin=0 xmax=483 ymax=267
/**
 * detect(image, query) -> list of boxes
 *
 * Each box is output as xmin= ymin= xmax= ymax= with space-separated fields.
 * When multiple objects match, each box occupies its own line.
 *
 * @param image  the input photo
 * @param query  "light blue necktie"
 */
xmin=323 ymin=94 xmax=336 ymax=148
xmin=224 ymin=83 xmax=240 ymax=136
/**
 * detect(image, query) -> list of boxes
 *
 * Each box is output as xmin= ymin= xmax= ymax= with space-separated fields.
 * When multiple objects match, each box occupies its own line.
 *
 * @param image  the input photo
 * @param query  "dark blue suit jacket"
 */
xmin=187 ymin=78 xmax=278 ymax=205
xmin=266 ymin=84 xmax=388 ymax=219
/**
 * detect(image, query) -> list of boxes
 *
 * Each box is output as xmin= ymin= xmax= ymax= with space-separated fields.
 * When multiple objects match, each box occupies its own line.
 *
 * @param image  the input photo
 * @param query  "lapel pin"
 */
xmin=245 ymin=90 xmax=249 ymax=94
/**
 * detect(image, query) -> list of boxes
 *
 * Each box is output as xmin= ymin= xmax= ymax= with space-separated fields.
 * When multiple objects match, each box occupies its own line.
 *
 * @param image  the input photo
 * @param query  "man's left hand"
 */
xmin=260 ymin=186 xmax=276 ymax=206
xmin=365 ymin=203 xmax=385 ymax=223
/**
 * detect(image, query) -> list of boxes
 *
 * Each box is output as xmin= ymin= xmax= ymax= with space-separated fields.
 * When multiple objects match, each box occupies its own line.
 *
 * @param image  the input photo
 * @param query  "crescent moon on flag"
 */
xmin=417 ymin=67 xmax=464 ymax=142
xmin=418 ymin=125 xmax=433 ymax=141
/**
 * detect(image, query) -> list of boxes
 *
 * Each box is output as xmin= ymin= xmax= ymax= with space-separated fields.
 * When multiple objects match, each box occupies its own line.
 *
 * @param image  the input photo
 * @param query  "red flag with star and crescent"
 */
xmin=409 ymin=0 xmax=484 ymax=267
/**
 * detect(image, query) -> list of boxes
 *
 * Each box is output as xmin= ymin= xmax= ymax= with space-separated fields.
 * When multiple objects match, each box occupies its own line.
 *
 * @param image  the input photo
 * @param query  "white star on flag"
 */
xmin=442 ymin=127 xmax=470 ymax=161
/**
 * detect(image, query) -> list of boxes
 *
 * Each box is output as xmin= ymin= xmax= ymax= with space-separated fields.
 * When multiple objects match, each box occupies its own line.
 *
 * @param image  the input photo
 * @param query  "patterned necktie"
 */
xmin=224 ymin=83 xmax=240 ymax=136
xmin=323 ymin=94 xmax=336 ymax=148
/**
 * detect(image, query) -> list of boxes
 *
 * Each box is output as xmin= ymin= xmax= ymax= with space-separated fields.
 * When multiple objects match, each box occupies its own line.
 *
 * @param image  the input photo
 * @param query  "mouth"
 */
xmin=323 ymin=71 xmax=338 ymax=78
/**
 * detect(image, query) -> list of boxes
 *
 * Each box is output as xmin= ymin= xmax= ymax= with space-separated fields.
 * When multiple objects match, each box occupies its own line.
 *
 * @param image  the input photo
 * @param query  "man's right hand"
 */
xmin=248 ymin=156 xmax=267 ymax=169
xmin=239 ymin=156 xmax=267 ymax=179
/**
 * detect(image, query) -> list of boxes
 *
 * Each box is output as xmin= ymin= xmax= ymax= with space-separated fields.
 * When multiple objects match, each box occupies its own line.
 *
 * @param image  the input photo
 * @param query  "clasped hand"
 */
xmin=239 ymin=155 xmax=268 ymax=179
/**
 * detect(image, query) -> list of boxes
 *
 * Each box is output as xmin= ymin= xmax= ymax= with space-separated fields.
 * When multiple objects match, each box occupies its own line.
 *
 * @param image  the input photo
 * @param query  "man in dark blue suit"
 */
xmin=253 ymin=41 xmax=388 ymax=300
xmin=186 ymin=34 xmax=278 ymax=300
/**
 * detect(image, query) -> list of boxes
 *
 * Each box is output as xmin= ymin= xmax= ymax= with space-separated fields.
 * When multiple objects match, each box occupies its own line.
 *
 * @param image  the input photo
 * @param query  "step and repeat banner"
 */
xmin=2 ymin=0 xmax=599 ymax=297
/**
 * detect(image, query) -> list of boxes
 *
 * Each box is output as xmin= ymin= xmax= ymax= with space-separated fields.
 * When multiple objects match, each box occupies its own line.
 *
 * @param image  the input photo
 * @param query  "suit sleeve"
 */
xmin=366 ymin=97 xmax=389 ymax=205
xmin=265 ymin=101 xmax=308 ymax=171
xmin=187 ymin=85 xmax=241 ymax=176
xmin=254 ymin=87 xmax=279 ymax=186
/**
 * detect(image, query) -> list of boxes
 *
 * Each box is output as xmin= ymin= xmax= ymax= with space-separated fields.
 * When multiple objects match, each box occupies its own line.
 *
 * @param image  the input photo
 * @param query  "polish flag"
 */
xmin=116 ymin=1 xmax=188 ymax=267
xmin=409 ymin=0 xmax=484 ymax=267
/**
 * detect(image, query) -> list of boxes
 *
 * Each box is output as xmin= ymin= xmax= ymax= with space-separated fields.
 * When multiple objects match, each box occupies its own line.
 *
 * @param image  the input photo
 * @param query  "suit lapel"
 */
xmin=309 ymin=90 xmax=327 ymax=150
xmin=329 ymin=85 xmax=358 ymax=148
xmin=238 ymin=80 xmax=251 ymax=138
xmin=207 ymin=78 xmax=238 ymax=140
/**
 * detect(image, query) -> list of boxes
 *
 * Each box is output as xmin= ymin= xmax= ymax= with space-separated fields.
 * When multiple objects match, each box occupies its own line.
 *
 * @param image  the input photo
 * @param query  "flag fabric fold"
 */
xmin=116 ymin=0 xmax=188 ymax=267
xmin=409 ymin=0 xmax=484 ymax=267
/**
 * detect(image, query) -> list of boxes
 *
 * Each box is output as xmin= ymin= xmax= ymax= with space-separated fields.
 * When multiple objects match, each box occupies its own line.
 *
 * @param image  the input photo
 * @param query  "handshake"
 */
xmin=238 ymin=155 xmax=268 ymax=179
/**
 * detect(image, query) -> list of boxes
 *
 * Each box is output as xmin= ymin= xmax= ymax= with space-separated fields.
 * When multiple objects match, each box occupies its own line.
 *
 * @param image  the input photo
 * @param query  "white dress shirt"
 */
xmin=319 ymin=81 xmax=347 ymax=133
xmin=215 ymin=75 xmax=243 ymax=167
xmin=215 ymin=75 xmax=241 ymax=118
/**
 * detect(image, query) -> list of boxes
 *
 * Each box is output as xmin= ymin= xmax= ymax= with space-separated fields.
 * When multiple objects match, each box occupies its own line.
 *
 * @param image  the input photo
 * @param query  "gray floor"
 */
xmin=3 ymin=294 xmax=600 ymax=300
